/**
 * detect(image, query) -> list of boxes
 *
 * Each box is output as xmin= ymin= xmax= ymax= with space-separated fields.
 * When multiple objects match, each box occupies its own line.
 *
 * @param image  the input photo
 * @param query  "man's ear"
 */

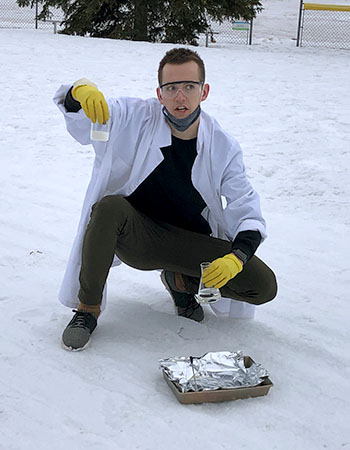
xmin=156 ymin=87 xmax=164 ymax=104
xmin=201 ymin=83 xmax=210 ymax=102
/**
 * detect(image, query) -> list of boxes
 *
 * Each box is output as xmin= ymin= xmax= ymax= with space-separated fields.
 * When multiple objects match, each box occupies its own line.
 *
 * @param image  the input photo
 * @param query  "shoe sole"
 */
xmin=160 ymin=271 xmax=204 ymax=323
xmin=61 ymin=337 xmax=91 ymax=352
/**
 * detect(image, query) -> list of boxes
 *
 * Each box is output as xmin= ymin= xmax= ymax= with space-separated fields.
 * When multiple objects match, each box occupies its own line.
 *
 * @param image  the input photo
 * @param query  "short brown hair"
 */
xmin=158 ymin=48 xmax=205 ymax=86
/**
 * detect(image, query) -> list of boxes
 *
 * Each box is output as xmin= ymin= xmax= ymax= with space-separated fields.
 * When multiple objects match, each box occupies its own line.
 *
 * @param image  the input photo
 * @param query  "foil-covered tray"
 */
xmin=160 ymin=352 xmax=273 ymax=404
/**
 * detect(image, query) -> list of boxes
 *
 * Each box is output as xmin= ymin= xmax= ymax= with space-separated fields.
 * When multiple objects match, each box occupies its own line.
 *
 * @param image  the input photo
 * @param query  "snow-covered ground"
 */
xmin=1 ymin=1 xmax=350 ymax=449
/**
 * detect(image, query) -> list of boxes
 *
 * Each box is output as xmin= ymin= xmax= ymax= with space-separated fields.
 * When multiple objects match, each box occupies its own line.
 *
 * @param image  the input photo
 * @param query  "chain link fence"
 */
xmin=297 ymin=2 xmax=350 ymax=49
xmin=199 ymin=19 xmax=253 ymax=47
xmin=0 ymin=0 xmax=64 ymax=31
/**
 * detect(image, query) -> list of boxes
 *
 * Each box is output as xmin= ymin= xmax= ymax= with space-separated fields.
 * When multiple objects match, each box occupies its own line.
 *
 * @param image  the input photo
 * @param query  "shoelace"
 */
xmin=71 ymin=310 xmax=92 ymax=328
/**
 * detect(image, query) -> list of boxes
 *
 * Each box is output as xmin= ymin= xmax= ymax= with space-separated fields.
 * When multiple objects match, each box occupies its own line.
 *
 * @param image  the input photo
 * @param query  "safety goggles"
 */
xmin=159 ymin=80 xmax=204 ymax=99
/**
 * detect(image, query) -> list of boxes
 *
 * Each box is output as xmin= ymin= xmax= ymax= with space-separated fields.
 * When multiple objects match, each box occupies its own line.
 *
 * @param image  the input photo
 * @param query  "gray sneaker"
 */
xmin=61 ymin=310 xmax=97 ymax=351
xmin=161 ymin=271 xmax=204 ymax=322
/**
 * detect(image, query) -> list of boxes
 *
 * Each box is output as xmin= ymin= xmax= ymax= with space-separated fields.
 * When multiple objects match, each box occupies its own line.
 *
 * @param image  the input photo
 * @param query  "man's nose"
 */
xmin=175 ymin=88 xmax=186 ymax=100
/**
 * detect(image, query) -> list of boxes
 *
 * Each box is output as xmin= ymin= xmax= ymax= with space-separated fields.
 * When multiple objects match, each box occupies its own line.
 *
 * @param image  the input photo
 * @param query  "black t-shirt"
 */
xmin=126 ymin=135 xmax=212 ymax=235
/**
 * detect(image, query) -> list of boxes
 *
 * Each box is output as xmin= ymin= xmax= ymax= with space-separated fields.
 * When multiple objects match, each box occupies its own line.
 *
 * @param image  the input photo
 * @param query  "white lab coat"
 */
xmin=53 ymin=84 xmax=266 ymax=313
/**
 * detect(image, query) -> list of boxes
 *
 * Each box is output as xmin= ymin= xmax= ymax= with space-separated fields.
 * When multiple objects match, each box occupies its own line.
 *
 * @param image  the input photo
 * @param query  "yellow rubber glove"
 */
xmin=72 ymin=80 xmax=109 ymax=124
xmin=202 ymin=254 xmax=243 ymax=289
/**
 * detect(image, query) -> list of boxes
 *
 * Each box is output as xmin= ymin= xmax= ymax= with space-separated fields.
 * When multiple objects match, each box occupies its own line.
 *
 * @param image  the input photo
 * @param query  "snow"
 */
xmin=1 ymin=0 xmax=350 ymax=449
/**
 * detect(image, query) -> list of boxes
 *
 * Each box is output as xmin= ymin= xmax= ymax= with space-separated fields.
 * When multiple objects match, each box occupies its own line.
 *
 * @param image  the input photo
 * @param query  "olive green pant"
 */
xmin=78 ymin=195 xmax=277 ymax=306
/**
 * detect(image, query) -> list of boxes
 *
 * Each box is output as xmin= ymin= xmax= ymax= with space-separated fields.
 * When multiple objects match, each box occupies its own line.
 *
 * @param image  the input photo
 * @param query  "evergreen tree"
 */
xmin=18 ymin=0 xmax=263 ymax=44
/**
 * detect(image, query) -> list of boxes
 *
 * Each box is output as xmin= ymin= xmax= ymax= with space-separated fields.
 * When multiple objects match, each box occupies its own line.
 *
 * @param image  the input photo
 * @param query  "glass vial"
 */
xmin=195 ymin=261 xmax=221 ymax=304
xmin=90 ymin=120 xmax=110 ymax=142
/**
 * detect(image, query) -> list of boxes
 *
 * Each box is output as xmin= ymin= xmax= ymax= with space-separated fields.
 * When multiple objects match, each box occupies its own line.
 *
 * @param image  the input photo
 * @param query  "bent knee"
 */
xmin=90 ymin=195 xmax=133 ymax=225
xmin=255 ymin=274 xmax=278 ymax=305
xmin=93 ymin=194 xmax=125 ymax=209
xmin=92 ymin=195 xmax=126 ymax=215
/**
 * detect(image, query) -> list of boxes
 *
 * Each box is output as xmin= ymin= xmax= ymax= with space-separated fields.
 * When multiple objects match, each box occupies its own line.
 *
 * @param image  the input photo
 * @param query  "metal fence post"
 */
xmin=296 ymin=0 xmax=303 ymax=46
xmin=249 ymin=18 xmax=253 ymax=45
xmin=35 ymin=0 xmax=38 ymax=29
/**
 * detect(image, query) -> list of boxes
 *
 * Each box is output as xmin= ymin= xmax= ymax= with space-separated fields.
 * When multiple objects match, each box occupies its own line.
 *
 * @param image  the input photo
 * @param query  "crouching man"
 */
xmin=53 ymin=48 xmax=277 ymax=351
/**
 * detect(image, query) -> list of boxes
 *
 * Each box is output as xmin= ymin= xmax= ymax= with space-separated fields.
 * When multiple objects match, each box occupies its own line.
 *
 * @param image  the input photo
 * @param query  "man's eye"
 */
xmin=166 ymin=85 xmax=176 ymax=91
xmin=185 ymin=84 xmax=195 ymax=90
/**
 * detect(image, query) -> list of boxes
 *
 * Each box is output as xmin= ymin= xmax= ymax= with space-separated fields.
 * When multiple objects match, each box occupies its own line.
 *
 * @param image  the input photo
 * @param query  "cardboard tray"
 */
xmin=163 ymin=356 xmax=273 ymax=404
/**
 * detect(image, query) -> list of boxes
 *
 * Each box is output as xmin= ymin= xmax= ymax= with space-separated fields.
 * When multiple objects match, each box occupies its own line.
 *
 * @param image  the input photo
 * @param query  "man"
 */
xmin=54 ymin=48 xmax=277 ymax=351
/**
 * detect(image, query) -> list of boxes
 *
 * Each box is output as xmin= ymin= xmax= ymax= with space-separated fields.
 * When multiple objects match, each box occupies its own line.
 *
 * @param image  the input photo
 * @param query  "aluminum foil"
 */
xmin=159 ymin=351 xmax=268 ymax=393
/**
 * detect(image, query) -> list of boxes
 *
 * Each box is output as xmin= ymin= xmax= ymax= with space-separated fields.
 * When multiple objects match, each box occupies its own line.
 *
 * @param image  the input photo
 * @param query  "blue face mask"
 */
xmin=162 ymin=105 xmax=201 ymax=132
